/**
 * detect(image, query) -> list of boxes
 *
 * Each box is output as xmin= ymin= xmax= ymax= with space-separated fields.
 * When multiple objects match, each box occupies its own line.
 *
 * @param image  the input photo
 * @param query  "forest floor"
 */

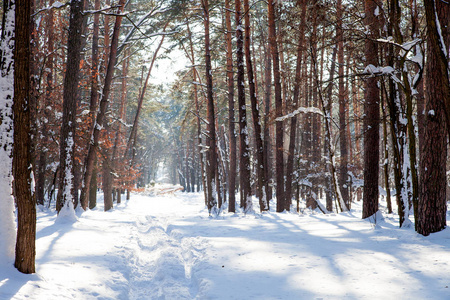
xmin=1 ymin=186 xmax=450 ymax=299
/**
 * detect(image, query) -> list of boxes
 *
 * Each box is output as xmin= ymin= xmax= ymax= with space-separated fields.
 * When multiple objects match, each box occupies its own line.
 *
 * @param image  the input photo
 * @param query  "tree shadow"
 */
xmin=168 ymin=210 xmax=450 ymax=299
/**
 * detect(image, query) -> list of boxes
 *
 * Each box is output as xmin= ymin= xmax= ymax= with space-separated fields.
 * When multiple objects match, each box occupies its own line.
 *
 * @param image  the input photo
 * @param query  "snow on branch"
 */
xmin=82 ymin=5 xmax=123 ymax=16
xmin=33 ymin=1 xmax=68 ymax=16
xmin=363 ymin=64 xmax=403 ymax=86
xmin=376 ymin=38 xmax=422 ymax=52
xmin=276 ymin=107 xmax=323 ymax=122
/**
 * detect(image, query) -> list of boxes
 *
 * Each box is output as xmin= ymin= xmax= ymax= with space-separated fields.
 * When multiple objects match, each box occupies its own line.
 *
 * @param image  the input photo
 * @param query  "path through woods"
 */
xmin=1 ymin=189 xmax=450 ymax=299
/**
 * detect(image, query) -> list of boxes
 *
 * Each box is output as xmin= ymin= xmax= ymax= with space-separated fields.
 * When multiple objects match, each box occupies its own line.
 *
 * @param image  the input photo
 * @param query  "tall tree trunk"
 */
xmin=285 ymin=0 xmax=306 ymax=208
xmin=324 ymin=44 xmax=339 ymax=212
xmin=410 ymin=0 xmax=422 ymax=230
xmin=186 ymin=20 xmax=207 ymax=202
xmin=225 ymin=0 xmax=237 ymax=213
xmin=418 ymin=0 xmax=448 ymax=236
xmin=381 ymin=94 xmax=392 ymax=214
xmin=14 ymin=0 xmax=35 ymax=274
xmin=235 ymin=0 xmax=252 ymax=212
xmin=387 ymin=0 xmax=411 ymax=227
xmin=337 ymin=0 xmax=349 ymax=208
xmin=311 ymin=43 xmax=347 ymax=213
xmin=263 ymin=42 xmax=272 ymax=204
xmin=111 ymin=54 xmax=128 ymax=204
xmin=268 ymin=0 xmax=285 ymax=212
xmin=57 ymin=0 xmax=84 ymax=214
xmin=243 ymin=0 xmax=267 ymax=211
xmin=79 ymin=0 xmax=126 ymax=210
xmin=102 ymin=158 xmax=113 ymax=211
xmin=203 ymin=0 xmax=218 ymax=213
xmin=86 ymin=0 xmax=100 ymax=209
xmin=89 ymin=162 xmax=97 ymax=209
xmin=362 ymin=0 xmax=381 ymax=219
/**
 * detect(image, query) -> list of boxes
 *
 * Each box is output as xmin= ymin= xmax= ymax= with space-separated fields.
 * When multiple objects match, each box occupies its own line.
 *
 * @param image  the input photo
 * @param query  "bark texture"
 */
xmin=417 ymin=0 xmax=448 ymax=236
xmin=243 ymin=0 xmax=267 ymax=211
xmin=203 ymin=0 xmax=218 ymax=213
xmin=225 ymin=0 xmax=237 ymax=213
xmin=14 ymin=0 xmax=36 ymax=274
xmin=362 ymin=0 xmax=381 ymax=219
xmin=57 ymin=0 xmax=84 ymax=212
xmin=268 ymin=0 xmax=285 ymax=212
xmin=236 ymin=0 xmax=251 ymax=212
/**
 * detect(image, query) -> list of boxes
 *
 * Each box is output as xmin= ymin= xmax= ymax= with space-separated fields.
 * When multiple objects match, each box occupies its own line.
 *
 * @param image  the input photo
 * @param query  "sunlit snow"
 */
xmin=1 ymin=188 xmax=450 ymax=299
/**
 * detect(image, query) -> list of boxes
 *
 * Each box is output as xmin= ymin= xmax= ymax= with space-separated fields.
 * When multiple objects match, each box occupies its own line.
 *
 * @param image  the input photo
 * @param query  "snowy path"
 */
xmin=1 ymin=191 xmax=450 ymax=299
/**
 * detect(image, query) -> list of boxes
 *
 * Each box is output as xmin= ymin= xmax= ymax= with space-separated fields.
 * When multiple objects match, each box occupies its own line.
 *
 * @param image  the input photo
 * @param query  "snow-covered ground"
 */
xmin=1 ymin=188 xmax=450 ymax=299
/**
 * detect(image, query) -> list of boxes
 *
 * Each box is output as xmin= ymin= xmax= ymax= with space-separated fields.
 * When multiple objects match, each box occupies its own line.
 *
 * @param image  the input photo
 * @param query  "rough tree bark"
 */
xmin=243 ymin=0 xmax=267 ymax=211
xmin=362 ymin=0 xmax=381 ymax=219
xmin=268 ymin=0 xmax=285 ymax=212
xmin=225 ymin=0 xmax=237 ymax=213
xmin=14 ymin=0 xmax=36 ymax=274
xmin=57 ymin=0 xmax=84 ymax=213
xmin=235 ymin=0 xmax=252 ymax=212
xmin=417 ymin=0 xmax=448 ymax=236
xmin=263 ymin=45 xmax=272 ymax=204
xmin=203 ymin=0 xmax=218 ymax=213
xmin=87 ymin=0 xmax=100 ymax=210
xmin=337 ymin=0 xmax=349 ymax=208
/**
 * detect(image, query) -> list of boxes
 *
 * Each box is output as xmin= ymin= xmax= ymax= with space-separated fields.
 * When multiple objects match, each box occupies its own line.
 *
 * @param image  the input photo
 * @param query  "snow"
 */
xmin=52 ymin=1 xmax=65 ymax=8
xmin=276 ymin=106 xmax=323 ymax=122
xmin=434 ymin=4 xmax=448 ymax=58
xmin=374 ymin=6 xmax=380 ymax=16
xmin=1 ymin=189 xmax=450 ymax=299
xmin=0 ymin=3 xmax=15 ymax=266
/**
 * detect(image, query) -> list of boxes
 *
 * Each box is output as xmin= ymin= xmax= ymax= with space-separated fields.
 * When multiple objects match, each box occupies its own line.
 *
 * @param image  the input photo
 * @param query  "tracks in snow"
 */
xmin=125 ymin=214 xmax=208 ymax=299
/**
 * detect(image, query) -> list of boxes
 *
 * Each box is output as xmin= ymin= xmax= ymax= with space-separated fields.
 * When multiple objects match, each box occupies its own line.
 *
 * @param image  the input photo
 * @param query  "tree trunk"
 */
xmin=57 ymin=0 xmax=84 ymax=213
xmin=362 ymin=0 xmax=381 ymax=219
xmin=285 ymin=0 xmax=306 ymax=208
xmin=268 ymin=0 xmax=285 ymax=212
xmin=225 ymin=0 xmax=236 ymax=213
xmin=243 ymin=0 xmax=267 ymax=211
xmin=418 ymin=0 xmax=448 ymax=236
xmin=14 ymin=0 xmax=35 ymax=274
xmin=89 ymin=160 xmax=97 ymax=209
xmin=103 ymin=159 xmax=113 ymax=211
xmin=381 ymin=94 xmax=392 ymax=214
xmin=111 ymin=54 xmax=129 ymax=202
xmin=337 ymin=0 xmax=349 ymax=208
xmin=263 ymin=42 xmax=272 ymax=204
xmin=203 ymin=0 xmax=218 ymax=213
xmin=235 ymin=0 xmax=252 ymax=212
